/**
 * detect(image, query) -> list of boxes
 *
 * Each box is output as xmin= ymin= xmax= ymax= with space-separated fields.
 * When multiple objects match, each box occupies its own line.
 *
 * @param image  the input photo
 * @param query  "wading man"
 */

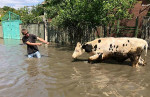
xmin=21 ymin=29 xmax=49 ymax=58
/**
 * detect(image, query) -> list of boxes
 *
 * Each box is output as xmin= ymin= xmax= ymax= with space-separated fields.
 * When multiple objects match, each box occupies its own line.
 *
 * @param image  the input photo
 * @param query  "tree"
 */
xmin=17 ymin=6 xmax=43 ymax=24
xmin=44 ymin=0 xmax=136 ymax=39
xmin=2 ymin=6 xmax=16 ymax=12
xmin=31 ymin=4 xmax=44 ymax=16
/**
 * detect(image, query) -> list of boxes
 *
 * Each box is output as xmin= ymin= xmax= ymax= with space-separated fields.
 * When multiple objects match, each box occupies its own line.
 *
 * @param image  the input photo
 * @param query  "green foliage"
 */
xmin=147 ymin=12 xmax=150 ymax=16
xmin=17 ymin=6 xmax=43 ymax=24
xmin=2 ymin=6 xmax=16 ymax=13
xmin=31 ymin=4 xmax=44 ymax=16
xmin=45 ymin=0 xmax=136 ymax=31
xmin=1 ymin=5 xmax=44 ymax=24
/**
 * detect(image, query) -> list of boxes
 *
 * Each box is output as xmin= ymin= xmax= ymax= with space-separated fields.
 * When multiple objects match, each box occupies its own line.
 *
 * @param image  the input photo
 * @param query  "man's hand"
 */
xmin=37 ymin=37 xmax=50 ymax=45
xmin=45 ymin=42 xmax=49 ymax=45
xmin=37 ymin=43 xmax=42 ymax=46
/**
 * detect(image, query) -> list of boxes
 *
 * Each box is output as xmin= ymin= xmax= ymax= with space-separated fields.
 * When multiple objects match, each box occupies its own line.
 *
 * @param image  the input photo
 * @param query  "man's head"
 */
xmin=21 ymin=29 xmax=29 ymax=37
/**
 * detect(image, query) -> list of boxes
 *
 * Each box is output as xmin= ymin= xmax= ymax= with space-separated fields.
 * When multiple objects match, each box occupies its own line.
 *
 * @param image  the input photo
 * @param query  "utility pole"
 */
xmin=43 ymin=12 xmax=48 ymax=42
xmin=41 ymin=1 xmax=48 ymax=42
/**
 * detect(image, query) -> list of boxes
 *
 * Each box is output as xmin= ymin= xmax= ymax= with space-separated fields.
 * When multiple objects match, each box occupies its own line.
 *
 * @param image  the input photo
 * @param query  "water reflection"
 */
xmin=3 ymin=39 xmax=21 ymax=46
xmin=26 ymin=59 xmax=39 ymax=77
xmin=24 ymin=59 xmax=49 ymax=97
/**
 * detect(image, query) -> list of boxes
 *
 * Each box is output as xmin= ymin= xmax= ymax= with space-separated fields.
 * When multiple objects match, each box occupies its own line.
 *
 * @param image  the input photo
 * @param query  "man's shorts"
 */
xmin=28 ymin=51 xmax=41 ymax=58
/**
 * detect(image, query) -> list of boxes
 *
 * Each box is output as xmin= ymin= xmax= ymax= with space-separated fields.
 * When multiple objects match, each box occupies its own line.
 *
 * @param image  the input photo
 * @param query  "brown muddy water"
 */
xmin=0 ymin=38 xmax=150 ymax=97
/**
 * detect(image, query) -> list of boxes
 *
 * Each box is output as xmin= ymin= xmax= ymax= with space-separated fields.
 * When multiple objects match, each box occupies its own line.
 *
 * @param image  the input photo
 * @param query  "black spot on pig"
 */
xmin=98 ymin=40 xmax=101 ymax=43
xmin=110 ymin=44 xmax=112 ymax=48
xmin=82 ymin=44 xmax=93 ymax=53
xmin=116 ymin=45 xmax=118 ymax=49
xmin=94 ymin=45 xmax=97 ymax=51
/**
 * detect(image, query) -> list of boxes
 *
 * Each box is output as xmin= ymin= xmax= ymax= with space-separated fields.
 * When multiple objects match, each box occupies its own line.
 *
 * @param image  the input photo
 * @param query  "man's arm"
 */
xmin=37 ymin=37 xmax=49 ymax=44
xmin=26 ymin=41 xmax=42 ymax=46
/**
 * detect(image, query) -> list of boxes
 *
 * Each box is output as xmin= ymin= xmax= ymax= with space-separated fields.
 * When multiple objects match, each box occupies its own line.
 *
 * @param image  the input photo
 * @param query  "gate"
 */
xmin=2 ymin=11 xmax=22 ymax=39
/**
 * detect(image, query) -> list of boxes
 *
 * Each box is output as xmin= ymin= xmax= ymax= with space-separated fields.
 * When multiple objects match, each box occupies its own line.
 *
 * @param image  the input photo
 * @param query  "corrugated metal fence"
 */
xmin=47 ymin=25 xmax=98 ymax=44
xmin=0 ymin=23 xmax=97 ymax=44
xmin=141 ymin=16 xmax=150 ymax=39
xmin=141 ymin=16 xmax=150 ymax=49
xmin=0 ymin=20 xmax=149 ymax=45
xmin=21 ymin=23 xmax=45 ymax=39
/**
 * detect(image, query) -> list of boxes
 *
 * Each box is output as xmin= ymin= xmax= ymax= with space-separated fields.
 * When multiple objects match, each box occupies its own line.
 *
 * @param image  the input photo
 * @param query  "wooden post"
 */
xmin=135 ymin=17 xmax=139 ymax=37
xmin=103 ymin=25 xmax=107 ymax=37
xmin=9 ymin=11 xmax=11 ymax=20
xmin=44 ymin=21 xmax=48 ymax=42
xmin=116 ymin=20 xmax=120 ymax=35
xmin=43 ymin=12 xmax=48 ymax=42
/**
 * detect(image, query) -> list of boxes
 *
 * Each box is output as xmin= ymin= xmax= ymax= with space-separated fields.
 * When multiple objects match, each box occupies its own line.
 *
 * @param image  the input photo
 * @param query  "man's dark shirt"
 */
xmin=22 ymin=34 xmax=39 ymax=54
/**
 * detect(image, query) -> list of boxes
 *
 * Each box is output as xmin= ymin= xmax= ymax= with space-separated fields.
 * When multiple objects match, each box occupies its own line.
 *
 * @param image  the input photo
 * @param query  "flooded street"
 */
xmin=0 ymin=38 xmax=150 ymax=97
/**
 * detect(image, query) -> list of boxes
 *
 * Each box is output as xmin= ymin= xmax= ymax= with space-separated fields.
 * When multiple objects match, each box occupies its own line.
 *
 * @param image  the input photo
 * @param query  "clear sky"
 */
xmin=0 ymin=0 xmax=44 ymax=9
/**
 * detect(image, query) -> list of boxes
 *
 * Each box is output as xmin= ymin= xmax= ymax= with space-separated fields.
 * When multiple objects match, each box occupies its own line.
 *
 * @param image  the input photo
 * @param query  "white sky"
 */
xmin=0 ymin=0 xmax=44 ymax=9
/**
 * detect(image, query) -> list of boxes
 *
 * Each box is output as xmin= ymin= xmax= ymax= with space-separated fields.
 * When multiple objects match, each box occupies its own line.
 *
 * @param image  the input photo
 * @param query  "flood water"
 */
xmin=0 ymin=38 xmax=150 ymax=97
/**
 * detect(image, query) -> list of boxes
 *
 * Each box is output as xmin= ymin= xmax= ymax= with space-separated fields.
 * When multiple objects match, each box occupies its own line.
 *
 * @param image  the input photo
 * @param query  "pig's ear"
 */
xmin=77 ymin=42 xmax=81 ymax=47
